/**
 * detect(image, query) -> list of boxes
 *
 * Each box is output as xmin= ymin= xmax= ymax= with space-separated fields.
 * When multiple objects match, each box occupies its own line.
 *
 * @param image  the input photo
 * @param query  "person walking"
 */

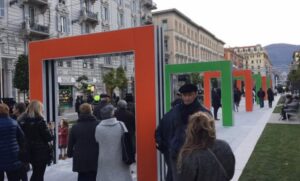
xmin=95 ymin=104 xmax=133 ymax=181
xmin=11 ymin=102 xmax=29 ymax=181
xmin=233 ymin=87 xmax=242 ymax=112
xmin=18 ymin=100 xmax=53 ymax=181
xmin=267 ymin=88 xmax=274 ymax=108
xmin=0 ymin=103 xmax=25 ymax=181
xmin=155 ymin=83 xmax=211 ymax=181
xmin=58 ymin=119 xmax=69 ymax=160
xmin=177 ymin=112 xmax=235 ymax=181
xmin=67 ymin=103 xmax=99 ymax=181
xmin=257 ymin=88 xmax=266 ymax=108
xmin=211 ymin=87 xmax=221 ymax=120
xmin=115 ymin=100 xmax=136 ymax=153
xmin=93 ymin=94 xmax=110 ymax=120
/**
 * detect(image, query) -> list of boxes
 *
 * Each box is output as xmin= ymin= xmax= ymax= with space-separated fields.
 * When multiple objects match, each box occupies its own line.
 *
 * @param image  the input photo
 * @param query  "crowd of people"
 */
xmin=0 ymin=92 xmax=136 ymax=181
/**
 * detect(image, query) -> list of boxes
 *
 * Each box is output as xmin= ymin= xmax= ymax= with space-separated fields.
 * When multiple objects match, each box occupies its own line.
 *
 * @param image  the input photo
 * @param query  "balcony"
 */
xmin=21 ymin=21 xmax=49 ymax=38
xmin=80 ymin=10 xmax=99 ymax=25
xmin=142 ymin=14 xmax=153 ymax=25
xmin=21 ymin=0 xmax=48 ymax=9
xmin=142 ymin=0 xmax=157 ymax=10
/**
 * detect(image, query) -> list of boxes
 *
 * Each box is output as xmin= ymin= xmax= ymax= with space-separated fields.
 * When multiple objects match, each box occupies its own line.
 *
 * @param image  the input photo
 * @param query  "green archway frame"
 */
xmin=165 ymin=61 xmax=234 ymax=126
xmin=252 ymin=74 xmax=262 ymax=104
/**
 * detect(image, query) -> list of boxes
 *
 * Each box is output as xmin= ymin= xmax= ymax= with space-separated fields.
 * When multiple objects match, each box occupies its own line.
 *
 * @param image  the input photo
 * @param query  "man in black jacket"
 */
xmin=155 ymin=83 xmax=211 ymax=181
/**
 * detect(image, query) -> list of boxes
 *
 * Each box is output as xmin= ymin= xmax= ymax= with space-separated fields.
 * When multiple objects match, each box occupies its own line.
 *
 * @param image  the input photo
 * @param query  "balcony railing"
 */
xmin=142 ymin=14 xmax=153 ymax=25
xmin=22 ymin=0 xmax=48 ymax=7
xmin=80 ymin=10 xmax=98 ymax=25
xmin=22 ymin=22 xmax=49 ymax=38
xmin=143 ymin=0 xmax=157 ymax=10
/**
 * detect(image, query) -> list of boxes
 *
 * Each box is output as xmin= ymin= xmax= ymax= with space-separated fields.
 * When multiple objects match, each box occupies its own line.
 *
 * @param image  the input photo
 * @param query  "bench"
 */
xmin=284 ymin=102 xmax=300 ymax=121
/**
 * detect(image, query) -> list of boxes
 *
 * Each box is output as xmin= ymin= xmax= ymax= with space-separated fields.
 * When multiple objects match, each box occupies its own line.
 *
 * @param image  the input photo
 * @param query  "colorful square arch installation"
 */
xmin=252 ymin=74 xmax=262 ymax=103
xmin=203 ymin=70 xmax=253 ymax=112
xmin=165 ymin=60 xmax=234 ymax=126
xmin=28 ymin=26 xmax=157 ymax=181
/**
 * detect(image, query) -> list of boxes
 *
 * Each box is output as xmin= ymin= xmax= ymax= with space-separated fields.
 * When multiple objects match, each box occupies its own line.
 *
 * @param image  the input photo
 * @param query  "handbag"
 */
xmin=119 ymin=122 xmax=135 ymax=165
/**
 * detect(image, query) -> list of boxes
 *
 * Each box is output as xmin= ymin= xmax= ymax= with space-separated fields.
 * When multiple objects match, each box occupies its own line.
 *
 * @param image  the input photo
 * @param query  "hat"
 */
xmin=178 ymin=84 xmax=198 ymax=93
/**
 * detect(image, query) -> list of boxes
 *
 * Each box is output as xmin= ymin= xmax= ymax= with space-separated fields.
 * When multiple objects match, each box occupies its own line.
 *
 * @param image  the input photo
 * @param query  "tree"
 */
xmin=75 ymin=75 xmax=89 ymax=94
xmin=287 ymin=64 xmax=300 ymax=91
xmin=13 ymin=54 xmax=29 ymax=98
xmin=102 ymin=66 xmax=128 ymax=96
xmin=190 ymin=73 xmax=203 ymax=87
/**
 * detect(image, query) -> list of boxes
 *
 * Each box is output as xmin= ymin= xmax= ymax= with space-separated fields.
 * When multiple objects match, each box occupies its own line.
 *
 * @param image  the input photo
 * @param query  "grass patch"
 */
xmin=273 ymin=105 xmax=283 ymax=113
xmin=239 ymin=124 xmax=300 ymax=181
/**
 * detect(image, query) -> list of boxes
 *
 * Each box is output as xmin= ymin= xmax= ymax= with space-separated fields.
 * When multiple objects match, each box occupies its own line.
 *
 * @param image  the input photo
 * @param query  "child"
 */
xmin=58 ymin=119 xmax=69 ymax=160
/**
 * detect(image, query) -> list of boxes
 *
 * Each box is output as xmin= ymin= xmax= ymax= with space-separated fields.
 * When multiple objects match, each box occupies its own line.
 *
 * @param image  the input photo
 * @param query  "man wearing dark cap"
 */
xmin=93 ymin=93 xmax=111 ymax=120
xmin=155 ymin=83 xmax=211 ymax=181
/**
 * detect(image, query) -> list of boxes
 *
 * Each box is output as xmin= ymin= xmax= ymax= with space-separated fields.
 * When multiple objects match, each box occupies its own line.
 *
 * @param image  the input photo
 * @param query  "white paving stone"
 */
xmin=8 ymin=96 xmax=279 ymax=181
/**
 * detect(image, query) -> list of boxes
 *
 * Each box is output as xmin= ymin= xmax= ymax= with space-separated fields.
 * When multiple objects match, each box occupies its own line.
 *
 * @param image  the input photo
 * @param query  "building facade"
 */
xmin=224 ymin=48 xmax=243 ymax=70
xmin=152 ymin=9 xmax=225 ymax=65
xmin=0 ymin=0 xmax=156 ymax=100
xmin=232 ymin=45 xmax=272 ymax=76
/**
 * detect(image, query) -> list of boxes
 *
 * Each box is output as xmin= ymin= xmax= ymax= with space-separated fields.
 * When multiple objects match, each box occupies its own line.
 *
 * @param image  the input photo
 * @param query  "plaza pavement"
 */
xmin=7 ymin=96 xmax=280 ymax=181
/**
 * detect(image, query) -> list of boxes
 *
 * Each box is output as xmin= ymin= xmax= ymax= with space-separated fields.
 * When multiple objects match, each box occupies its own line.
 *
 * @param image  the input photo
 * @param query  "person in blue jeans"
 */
xmin=257 ymin=88 xmax=266 ymax=108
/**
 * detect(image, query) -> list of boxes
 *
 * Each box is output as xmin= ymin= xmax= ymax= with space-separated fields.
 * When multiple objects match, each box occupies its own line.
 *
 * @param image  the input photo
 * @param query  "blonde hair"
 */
xmin=26 ymin=100 xmax=44 ymax=118
xmin=177 ymin=111 xmax=216 ymax=171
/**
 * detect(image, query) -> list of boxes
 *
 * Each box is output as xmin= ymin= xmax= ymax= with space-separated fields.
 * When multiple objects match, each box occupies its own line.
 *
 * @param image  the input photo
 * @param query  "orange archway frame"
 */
xmin=204 ymin=70 xmax=253 ymax=112
xmin=29 ymin=26 xmax=157 ymax=181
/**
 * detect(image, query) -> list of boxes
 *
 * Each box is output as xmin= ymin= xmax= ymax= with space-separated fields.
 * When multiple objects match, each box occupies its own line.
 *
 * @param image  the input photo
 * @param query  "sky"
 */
xmin=153 ymin=0 xmax=300 ymax=47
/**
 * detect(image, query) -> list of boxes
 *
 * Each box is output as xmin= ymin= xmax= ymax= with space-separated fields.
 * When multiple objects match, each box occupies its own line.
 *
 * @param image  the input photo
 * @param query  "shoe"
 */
xmin=215 ymin=118 xmax=220 ymax=121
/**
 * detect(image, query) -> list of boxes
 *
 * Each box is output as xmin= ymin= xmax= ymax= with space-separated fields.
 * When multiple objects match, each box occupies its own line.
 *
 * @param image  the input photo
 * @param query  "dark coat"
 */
xmin=212 ymin=89 xmax=221 ymax=108
xmin=19 ymin=115 xmax=53 ymax=164
xmin=178 ymin=139 xmax=235 ymax=181
xmin=67 ymin=114 xmax=99 ymax=172
xmin=233 ymin=89 xmax=242 ymax=103
xmin=267 ymin=88 xmax=274 ymax=102
xmin=93 ymin=100 xmax=109 ymax=120
xmin=0 ymin=115 xmax=24 ymax=171
xmin=257 ymin=89 xmax=266 ymax=99
xmin=115 ymin=108 xmax=135 ymax=136
xmin=155 ymin=99 xmax=211 ymax=181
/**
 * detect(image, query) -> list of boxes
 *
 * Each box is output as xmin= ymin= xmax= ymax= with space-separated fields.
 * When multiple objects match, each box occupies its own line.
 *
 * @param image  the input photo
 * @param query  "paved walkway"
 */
xmin=7 ymin=96 xmax=279 ymax=181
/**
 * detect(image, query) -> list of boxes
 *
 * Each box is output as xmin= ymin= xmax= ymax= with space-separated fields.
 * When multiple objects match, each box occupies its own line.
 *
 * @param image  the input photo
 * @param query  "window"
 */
xmin=132 ymin=0 xmax=136 ymax=13
xmin=164 ymin=39 xmax=168 ymax=51
xmin=102 ymin=6 xmax=109 ymax=21
xmin=162 ymin=19 xmax=168 ymax=30
xmin=0 ymin=0 xmax=4 ymax=17
xmin=58 ymin=61 xmax=63 ymax=67
xmin=59 ymin=0 xmax=66 ymax=4
xmin=104 ymin=57 xmax=112 ymax=64
xmin=29 ymin=7 xmax=35 ymax=24
xmin=66 ymin=61 xmax=72 ymax=67
xmin=85 ymin=24 xmax=90 ymax=33
xmin=83 ymin=62 xmax=87 ymax=68
xmin=90 ymin=62 xmax=94 ymax=69
xmin=118 ymin=0 xmax=123 ymax=6
xmin=118 ymin=12 xmax=124 ymax=27
xmin=60 ymin=16 xmax=67 ymax=33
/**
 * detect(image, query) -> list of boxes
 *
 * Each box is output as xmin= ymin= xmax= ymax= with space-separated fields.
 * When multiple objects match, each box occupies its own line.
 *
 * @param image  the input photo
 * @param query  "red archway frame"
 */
xmin=204 ymin=70 xmax=253 ymax=112
xmin=262 ymin=76 xmax=267 ymax=100
xmin=29 ymin=26 xmax=157 ymax=181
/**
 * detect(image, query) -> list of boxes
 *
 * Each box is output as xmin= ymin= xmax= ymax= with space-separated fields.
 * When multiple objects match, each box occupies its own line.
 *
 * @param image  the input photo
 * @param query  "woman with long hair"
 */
xmin=177 ymin=112 xmax=235 ymax=181
xmin=19 ymin=100 xmax=53 ymax=181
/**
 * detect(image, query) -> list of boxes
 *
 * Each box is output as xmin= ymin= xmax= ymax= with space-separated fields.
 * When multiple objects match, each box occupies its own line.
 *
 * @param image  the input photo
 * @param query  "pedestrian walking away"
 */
xmin=177 ymin=112 xmax=235 ymax=181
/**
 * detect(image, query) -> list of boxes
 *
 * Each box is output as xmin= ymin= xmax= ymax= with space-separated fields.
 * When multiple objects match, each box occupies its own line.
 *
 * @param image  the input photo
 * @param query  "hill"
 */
xmin=264 ymin=43 xmax=300 ymax=73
